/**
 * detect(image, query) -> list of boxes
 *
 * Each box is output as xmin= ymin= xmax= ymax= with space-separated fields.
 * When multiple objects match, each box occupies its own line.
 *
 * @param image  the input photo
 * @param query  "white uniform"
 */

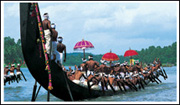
xmin=44 ymin=29 xmax=51 ymax=54
xmin=51 ymin=41 xmax=57 ymax=60
xmin=56 ymin=52 xmax=63 ymax=64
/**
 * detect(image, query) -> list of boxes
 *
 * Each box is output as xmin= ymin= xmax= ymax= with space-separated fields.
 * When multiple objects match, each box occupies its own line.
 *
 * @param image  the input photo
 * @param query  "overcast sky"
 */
xmin=2 ymin=1 xmax=178 ymax=55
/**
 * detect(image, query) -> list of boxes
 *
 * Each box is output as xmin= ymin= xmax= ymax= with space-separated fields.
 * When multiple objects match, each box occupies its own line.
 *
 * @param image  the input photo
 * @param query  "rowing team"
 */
xmin=4 ymin=64 xmax=26 ymax=85
xmin=62 ymin=56 xmax=168 ymax=92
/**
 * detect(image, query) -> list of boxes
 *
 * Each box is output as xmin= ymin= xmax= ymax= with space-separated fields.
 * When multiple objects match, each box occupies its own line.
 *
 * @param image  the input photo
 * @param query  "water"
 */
xmin=4 ymin=66 xmax=177 ymax=102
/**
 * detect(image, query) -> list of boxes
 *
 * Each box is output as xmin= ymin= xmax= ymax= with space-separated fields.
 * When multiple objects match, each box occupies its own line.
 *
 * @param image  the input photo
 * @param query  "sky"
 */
xmin=2 ymin=1 xmax=178 ymax=55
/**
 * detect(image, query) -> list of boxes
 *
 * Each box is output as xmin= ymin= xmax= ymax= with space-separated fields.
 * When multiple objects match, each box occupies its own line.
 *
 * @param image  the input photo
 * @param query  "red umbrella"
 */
xmin=74 ymin=39 xmax=94 ymax=59
xmin=102 ymin=50 xmax=119 ymax=67
xmin=124 ymin=48 xmax=138 ymax=65
xmin=102 ymin=52 xmax=119 ymax=61
xmin=124 ymin=49 xmax=138 ymax=57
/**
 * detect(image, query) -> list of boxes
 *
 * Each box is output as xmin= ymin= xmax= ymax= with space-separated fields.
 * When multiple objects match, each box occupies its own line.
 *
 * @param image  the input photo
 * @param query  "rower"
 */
xmin=4 ymin=65 xmax=10 ymax=85
xmin=85 ymin=55 xmax=99 ymax=77
xmin=80 ymin=58 xmax=87 ymax=72
xmin=72 ymin=65 xmax=86 ymax=85
xmin=9 ymin=64 xmax=16 ymax=83
xmin=16 ymin=63 xmax=22 ymax=81
xmin=97 ymin=60 xmax=108 ymax=75
xmin=42 ymin=13 xmax=52 ymax=55
xmin=66 ymin=67 xmax=75 ymax=81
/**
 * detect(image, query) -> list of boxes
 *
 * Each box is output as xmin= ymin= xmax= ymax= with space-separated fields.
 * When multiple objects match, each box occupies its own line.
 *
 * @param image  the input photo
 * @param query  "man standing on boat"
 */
xmin=42 ymin=13 xmax=52 ymax=55
xmin=56 ymin=36 xmax=66 ymax=66
xmin=51 ymin=23 xmax=58 ymax=61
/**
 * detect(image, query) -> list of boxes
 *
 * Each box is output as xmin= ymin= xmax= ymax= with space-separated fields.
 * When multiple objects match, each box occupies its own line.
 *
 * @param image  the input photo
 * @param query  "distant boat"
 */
xmin=20 ymin=3 xmax=162 ymax=101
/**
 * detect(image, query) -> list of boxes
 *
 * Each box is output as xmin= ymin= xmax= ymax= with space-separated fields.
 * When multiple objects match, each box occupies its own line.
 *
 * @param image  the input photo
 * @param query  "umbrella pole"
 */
xmin=83 ymin=49 xmax=85 ymax=59
xmin=130 ymin=56 xmax=132 ymax=65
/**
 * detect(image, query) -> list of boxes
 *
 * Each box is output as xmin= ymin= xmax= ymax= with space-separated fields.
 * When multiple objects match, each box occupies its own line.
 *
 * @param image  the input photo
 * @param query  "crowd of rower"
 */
xmin=4 ymin=63 xmax=26 ymax=85
xmin=61 ymin=56 xmax=168 ymax=92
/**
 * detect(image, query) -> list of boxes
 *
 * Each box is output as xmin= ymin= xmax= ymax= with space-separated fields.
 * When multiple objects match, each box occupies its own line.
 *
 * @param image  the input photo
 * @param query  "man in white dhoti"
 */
xmin=42 ymin=13 xmax=52 ymax=54
xmin=51 ymin=23 xmax=58 ymax=61
xmin=56 ymin=37 xmax=66 ymax=66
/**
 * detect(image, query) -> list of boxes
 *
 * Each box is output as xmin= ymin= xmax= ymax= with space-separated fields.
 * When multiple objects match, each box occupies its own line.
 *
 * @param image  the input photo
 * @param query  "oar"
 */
xmin=162 ymin=67 xmax=168 ymax=78
xmin=87 ymin=79 xmax=92 ymax=94
xmin=101 ymin=80 xmax=105 ymax=94
xmin=128 ymin=80 xmax=138 ymax=91
xmin=119 ymin=80 xmax=127 ymax=92
xmin=139 ymin=79 xmax=145 ymax=89
xmin=14 ymin=74 xmax=19 ymax=83
xmin=123 ymin=80 xmax=134 ymax=91
xmin=141 ymin=78 xmax=147 ymax=85
xmin=116 ymin=80 xmax=123 ymax=92
xmin=151 ymin=75 xmax=159 ymax=84
xmin=20 ymin=70 xmax=27 ymax=81
xmin=102 ymin=76 xmax=108 ymax=90
xmin=107 ymin=79 xmax=116 ymax=93
xmin=154 ymin=76 xmax=162 ymax=83
xmin=159 ymin=70 xmax=166 ymax=80
xmin=150 ymin=72 xmax=159 ymax=84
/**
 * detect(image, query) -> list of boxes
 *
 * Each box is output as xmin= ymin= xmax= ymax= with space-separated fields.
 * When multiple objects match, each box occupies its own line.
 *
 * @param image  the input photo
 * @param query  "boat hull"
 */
xmin=20 ymin=3 xmax=153 ymax=101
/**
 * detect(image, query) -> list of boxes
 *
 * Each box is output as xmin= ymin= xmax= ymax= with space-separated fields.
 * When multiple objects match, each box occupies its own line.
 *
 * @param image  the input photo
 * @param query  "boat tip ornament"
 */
xmin=34 ymin=3 xmax=53 ymax=90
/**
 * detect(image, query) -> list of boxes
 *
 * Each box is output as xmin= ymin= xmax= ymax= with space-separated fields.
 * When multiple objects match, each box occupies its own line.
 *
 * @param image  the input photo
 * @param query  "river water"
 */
xmin=3 ymin=66 xmax=177 ymax=102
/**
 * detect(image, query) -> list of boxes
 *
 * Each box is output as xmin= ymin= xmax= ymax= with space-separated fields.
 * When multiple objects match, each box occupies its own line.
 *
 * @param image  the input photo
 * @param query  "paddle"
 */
xmin=101 ymin=80 xmax=105 ymax=94
xmin=107 ymin=79 xmax=116 ymax=93
xmin=128 ymin=79 xmax=138 ymax=91
xmin=116 ymin=80 xmax=124 ymax=92
xmin=20 ymin=70 xmax=27 ymax=81
xmin=123 ymin=80 xmax=134 ymax=91
xmin=161 ymin=67 xmax=168 ymax=78
xmin=139 ymin=79 xmax=144 ymax=89
xmin=154 ymin=76 xmax=162 ymax=83
xmin=14 ymin=74 xmax=19 ymax=83
xmin=151 ymin=75 xmax=159 ymax=84
xmin=119 ymin=80 xmax=127 ymax=92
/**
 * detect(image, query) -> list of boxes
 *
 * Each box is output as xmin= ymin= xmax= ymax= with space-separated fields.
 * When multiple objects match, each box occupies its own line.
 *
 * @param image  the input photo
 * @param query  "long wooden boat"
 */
xmin=20 ymin=3 xmax=157 ymax=101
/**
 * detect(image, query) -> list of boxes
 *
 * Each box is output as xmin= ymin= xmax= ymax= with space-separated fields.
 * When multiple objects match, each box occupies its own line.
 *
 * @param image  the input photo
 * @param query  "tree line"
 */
xmin=4 ymin=36 xmax=177 ymax=67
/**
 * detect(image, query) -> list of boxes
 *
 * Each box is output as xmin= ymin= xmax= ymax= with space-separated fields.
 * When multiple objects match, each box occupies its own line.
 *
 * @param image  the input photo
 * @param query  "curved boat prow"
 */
xmin=20 ymin=3 xmax=102 ymax=101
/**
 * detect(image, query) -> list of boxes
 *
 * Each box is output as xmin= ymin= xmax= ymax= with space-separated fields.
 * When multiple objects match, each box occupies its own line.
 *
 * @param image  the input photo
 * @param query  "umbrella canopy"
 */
xmin=73 ymin=39 xmax=94 ymax=59
xmin=102 ymin=51 xmax=119 ymax=61
xmin=124 ymin=49 xmax=138 ymax=57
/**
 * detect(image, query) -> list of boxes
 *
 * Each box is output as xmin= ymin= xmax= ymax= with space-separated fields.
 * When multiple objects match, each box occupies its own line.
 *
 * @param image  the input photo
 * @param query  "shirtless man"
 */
xmin=9 ymin=64 xmax=17 ymax=83
xmin=85 ymin=55 xmax=99 ymax=77
xmin=72 ymin=65 xmax=87 ymax=85
xmin=97 ymin=60 xmax=108 ymax=74
xmin=42 ymin=13 xmax=52 ymax=55
xmin=66 ymin=67 xmax=75 ymax=80
xmin=51 ymin=23 xmax=58 ymax=61
xmin=80 ymin=58 xmax=87 ymax=72
xmin=16 ymin=63 xmax=22 ymax=81
xmin=4 ymin=65 xmax=10 ymax=85
xmin=56 ymin=37 xmax=66 ymax=67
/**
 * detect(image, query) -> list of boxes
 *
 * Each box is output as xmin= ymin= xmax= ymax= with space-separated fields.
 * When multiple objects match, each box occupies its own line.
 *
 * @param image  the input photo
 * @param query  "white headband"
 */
xmin=57 ymin=38 xmax=63 ymax=43
xmin=43 ymin=13 xmax=49 ymax=19
xmin=100 ymin=59 xmax=104 ymax=63
xmin=51 ymin=24 xmax=56 ymax=29
xmin=88 ymin=56 xmax=93 ymax=59
xmin=82 ymin=58 xmax=87 ymax=63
